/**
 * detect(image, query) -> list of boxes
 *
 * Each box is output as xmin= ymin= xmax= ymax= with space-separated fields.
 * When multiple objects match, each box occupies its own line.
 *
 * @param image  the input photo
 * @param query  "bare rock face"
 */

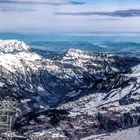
xmin=0 ymin=40 xmax=139 ymax=139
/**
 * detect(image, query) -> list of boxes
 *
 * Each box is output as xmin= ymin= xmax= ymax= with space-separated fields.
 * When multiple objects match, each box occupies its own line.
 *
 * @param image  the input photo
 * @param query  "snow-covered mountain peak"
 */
xmin=0 ymin=40 xmax=41 ymax=73
xmin=63 ymin=48 xmax=114 ymax=63
xmin=67 ymin=48 xmax=84 ymax=54
xmin=0 ymin=40 xmax=29 ymax=53
xmin=65 ymin=48 xmax=91 ymax=59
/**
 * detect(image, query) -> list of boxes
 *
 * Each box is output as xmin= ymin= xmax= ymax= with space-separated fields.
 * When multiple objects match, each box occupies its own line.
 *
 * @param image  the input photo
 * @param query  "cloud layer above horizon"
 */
xmin=0 ymin=0 xmax=140 ymax=32
xmin=56 ymin=9 xmax=140 ymax=17
xmin=0 ymin=0 xmax=85 ymax=5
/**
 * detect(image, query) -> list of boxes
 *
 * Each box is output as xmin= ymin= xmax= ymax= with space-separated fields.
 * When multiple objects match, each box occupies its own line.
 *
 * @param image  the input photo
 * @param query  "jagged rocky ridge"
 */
xmin=0 ymin=40 xmax=139 ymax=139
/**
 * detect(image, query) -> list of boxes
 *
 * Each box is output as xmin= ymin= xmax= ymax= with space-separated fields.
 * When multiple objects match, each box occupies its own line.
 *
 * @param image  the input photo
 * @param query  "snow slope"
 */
xmin=82 ymin=127 xmax=140 ymax=140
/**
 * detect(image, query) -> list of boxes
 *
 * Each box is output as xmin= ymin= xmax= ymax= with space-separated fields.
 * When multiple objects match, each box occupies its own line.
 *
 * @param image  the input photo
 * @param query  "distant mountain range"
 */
xmin=0 ymin=40 xmax=139 ymax=139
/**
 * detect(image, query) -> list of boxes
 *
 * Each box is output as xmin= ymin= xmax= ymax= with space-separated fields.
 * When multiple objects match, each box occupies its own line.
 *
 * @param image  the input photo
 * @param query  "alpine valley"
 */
xmin=0 ymin=40 xmax=139 ymax=140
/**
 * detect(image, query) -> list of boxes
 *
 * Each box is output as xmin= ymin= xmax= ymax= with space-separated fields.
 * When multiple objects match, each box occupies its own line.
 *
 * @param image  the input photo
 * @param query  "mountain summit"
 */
xmin=0 ymin=40 xmax=29 ymax=53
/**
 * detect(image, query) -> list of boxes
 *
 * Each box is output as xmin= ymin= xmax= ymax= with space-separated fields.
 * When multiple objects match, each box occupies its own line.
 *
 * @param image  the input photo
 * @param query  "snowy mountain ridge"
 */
xmin=0 ymin=40 xmax=139 ymax=140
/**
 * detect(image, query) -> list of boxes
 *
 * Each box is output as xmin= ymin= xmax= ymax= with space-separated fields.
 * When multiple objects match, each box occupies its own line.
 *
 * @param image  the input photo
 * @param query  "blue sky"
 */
xmin=0 ymin=0 xmax=140 ymax=33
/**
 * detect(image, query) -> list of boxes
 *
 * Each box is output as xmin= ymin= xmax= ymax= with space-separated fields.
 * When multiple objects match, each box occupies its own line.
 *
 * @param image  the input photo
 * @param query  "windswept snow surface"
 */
xmin=82 ymin=127 xmax=140 ymax=140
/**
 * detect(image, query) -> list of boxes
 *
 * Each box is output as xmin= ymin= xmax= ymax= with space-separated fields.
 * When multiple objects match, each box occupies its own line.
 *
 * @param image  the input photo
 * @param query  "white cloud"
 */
xmin=2 ymin=0 xmax=66 ymax=2
xmin=1 ymin=0 xmax=69 ymax=4
xmin=0 ymin=1 xmax=140 ymax=32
